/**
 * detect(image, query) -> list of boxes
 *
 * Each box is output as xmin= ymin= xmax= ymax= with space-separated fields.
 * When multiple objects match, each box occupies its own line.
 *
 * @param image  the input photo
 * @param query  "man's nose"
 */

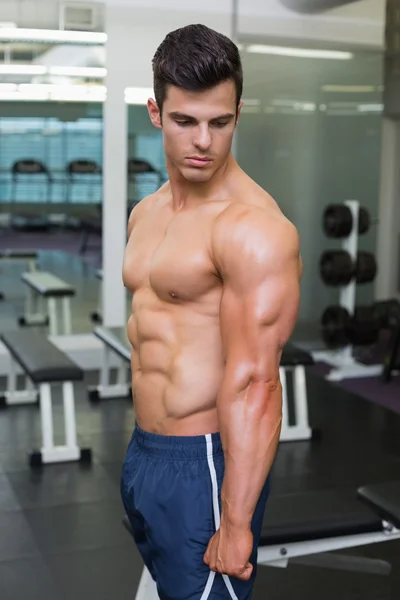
xmin=193 ymin=124 xmax=211 ymax=152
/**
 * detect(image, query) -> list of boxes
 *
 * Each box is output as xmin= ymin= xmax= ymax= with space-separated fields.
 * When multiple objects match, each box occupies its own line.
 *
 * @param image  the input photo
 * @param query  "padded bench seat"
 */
xmin=19 ymin=271 xmax=75 ymax=335
xmin=1 ymin=330 xmax=83 ymax=383
xmin=0 ymin=249 xmax=38 ymax=260
xmin=260 ymin=489 xmax=381 ymax=546
xmin=21 ymin=271 xmax=75 ymax=297
xmin=358 ymin=481 xmax=400 ymax=529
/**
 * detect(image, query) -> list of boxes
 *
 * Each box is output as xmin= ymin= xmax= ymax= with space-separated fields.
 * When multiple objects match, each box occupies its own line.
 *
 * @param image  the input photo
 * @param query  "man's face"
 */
xmin=148 ymin=80 xmax=241 ymax=183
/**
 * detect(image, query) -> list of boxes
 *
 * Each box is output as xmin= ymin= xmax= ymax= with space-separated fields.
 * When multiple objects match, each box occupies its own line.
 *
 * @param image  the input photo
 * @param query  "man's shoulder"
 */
xmin=211 ymin=192 xmax=300 ymax=279
xmin=132 ymin=185 xmax=167 ymax=216
xmin=127 ymin=184 xmax=169 ymax=234
xmin=214 ymin=184 xmax=297 ymax=248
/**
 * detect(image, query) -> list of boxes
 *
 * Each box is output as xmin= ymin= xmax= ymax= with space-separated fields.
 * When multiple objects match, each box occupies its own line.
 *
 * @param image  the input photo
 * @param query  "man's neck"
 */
xmin=167 ymin=154 xmax=237 ymax=211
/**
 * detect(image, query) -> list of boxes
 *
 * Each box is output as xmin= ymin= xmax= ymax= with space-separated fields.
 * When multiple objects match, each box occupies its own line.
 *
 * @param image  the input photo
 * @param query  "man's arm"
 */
xmin=205 ymin=205 xmax=301 ymax=578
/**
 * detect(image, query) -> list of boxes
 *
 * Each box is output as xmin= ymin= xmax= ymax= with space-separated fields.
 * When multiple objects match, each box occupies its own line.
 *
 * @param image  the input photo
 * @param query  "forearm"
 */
xmin=218 ymin=379 xmax=282 ymax=529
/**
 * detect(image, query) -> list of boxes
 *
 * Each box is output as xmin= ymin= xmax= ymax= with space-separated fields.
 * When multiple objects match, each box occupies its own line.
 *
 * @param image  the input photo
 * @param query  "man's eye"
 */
xmin=176 ymin=121 xmax=191 ymax=126
xmin=213 ymin=122 xmax=228 ymax=128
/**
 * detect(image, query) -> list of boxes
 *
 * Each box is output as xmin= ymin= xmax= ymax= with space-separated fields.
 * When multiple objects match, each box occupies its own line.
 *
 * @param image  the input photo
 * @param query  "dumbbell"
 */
xmin=320 ymin=250 xmax=377 ymax=286
xmin=323 ymin=204 xmax=373 ymax=238
xmin=321 ymin=305 xmax=381 ymax=348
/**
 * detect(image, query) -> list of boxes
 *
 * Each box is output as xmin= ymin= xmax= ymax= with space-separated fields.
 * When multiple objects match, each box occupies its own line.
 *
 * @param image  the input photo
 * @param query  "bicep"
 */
xmin=220 ymin=253 xmax=300 ymax=383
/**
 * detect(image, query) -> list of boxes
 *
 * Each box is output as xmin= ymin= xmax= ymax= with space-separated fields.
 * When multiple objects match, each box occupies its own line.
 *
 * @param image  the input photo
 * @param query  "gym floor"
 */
xmin=1 ymin=249 xmax=400 ymax=599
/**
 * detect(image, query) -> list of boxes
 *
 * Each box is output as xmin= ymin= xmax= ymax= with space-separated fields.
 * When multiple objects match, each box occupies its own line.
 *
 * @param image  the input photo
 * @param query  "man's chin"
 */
xmin=180 ymin=166 xmax=214 ymax=183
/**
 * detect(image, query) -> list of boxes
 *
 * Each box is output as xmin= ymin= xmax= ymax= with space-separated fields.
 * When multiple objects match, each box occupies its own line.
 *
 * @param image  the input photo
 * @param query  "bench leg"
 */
xmin=48 ymin=298 xmax=58 ymax=336
xmin=62 ymin=297 xmax=72 ymax=334
xmin=89 ymin=348 xmax=130 ymax=402
xmin=279 ymin=366 xmax=312 ymax=442
xmin=20 ymin=288 xmax=48 ymax=327
xmin=28 ymin=258 xmax=37 ymax=272
xmin=135 ymin=567 xmax=159 ymax=600
xmin=32 ymin=382 xmax=91 ymax=466
xmin=63 ymin=381 xmax=78 ymax=449
xmin=40 ymin=383 xmax=55 ymax=454
xmin=292 ymin=366 xmax=312 ymax=439
xmin=0 ymin=355 xmax=38 ymax=407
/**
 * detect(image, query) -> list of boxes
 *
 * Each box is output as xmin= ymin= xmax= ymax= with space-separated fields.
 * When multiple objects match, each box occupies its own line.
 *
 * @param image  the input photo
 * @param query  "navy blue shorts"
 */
xmin=121 ymin=425 xmax=270 ymax=600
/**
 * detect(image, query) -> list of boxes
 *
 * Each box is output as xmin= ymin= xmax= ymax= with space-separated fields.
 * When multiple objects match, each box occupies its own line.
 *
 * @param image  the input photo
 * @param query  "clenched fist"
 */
xmin=203 ymin=524 xmax=253 ymax=581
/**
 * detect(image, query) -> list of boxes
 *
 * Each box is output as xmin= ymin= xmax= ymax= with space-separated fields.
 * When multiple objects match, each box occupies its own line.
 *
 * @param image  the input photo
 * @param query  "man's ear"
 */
xmin=147 ymin=98 xmax=162 ymax=129
xmin=236 ymin=100 xmax=243 ymax=124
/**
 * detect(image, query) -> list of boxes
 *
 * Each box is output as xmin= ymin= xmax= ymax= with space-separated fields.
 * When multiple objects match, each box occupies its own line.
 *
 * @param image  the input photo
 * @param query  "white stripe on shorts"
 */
xmin=203 ymin=434 xmax=238 ymax=600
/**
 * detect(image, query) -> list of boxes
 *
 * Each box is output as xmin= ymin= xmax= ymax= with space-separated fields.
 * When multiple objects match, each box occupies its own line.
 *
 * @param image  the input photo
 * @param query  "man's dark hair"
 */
xmin=152 ymin=24 xmax=243 ymax=114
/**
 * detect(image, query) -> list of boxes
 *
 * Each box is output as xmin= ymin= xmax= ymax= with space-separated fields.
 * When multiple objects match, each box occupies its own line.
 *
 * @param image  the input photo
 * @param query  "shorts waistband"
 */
xmin=133 ymin=424 xmax=223 ymax=459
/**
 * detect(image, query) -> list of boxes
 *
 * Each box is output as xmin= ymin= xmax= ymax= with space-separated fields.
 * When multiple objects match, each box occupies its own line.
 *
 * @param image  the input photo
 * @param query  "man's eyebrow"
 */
xmin=168 ymin=112 xmax=195 ymax=120
xmin=168 ymin=112 xmax=235 ymax=121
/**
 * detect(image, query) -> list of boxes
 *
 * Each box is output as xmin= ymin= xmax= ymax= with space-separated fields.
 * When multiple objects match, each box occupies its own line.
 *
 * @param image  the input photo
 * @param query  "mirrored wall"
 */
xmin=237 ymin=44 xmax=383 ymax=324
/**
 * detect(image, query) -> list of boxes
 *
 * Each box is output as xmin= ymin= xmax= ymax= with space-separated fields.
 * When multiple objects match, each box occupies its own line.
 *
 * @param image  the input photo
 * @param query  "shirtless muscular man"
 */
xmin=121 ymin=24 xmax=302 ymax=600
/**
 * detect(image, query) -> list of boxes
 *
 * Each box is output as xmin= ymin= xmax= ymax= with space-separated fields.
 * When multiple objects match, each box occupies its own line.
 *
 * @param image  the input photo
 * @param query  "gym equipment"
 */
xmin=0 ymin=330 xmax=91 ymax=467
xmin=66 ymin=159 xmax=102 ymax=204
xmin=320 ymin=251 xmax=354 ymax=286
xmin=316 ymin=200 xmax=382 ymax=381
xmin=10 ymin=160 xmax=52 ymax=231
xmin=79 ymin=204 xmax=102 ymax=255
xmin=124 ymin=481 xmax=400 ymax=599
xmin=88 ymin=326 xmax=131 ymax=402
xmin=19 ymin=271 xmax=75 ymax=335
xmin=355 ymin=252 xmax=377 ymax=284
xmin=91 ymin=327 xmax=316 ymax=443
xmin=345 ymin=305 xmax=380 ymax=346
xmin=127 ymin=158 xmax=163 ymax=206
xmin=321 ymin=306 xmax=350 ymax=348
xmin=11 ymin=159 xmax=52 ymax=203
xmin=279 ymin=345 xmax=318 ymax=442
xmin=373 ymin=299 xmax=400 ymax=328
xmin=0 ymin=249 xmax=38 ymax=272
xmin=320 ymin=250 xmax=377 ymax=287
xmin=323 ymin=204 xmax=370 ymax=238
xmin=0 ymin=250 xmax=38 ymax=300
xmin=321 ymin=305 xmax=381 ymax=348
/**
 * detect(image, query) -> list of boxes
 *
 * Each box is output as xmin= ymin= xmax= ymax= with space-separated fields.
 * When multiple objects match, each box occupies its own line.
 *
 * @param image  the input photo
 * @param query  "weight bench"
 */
xmin=0 ymin=249 xmax=38 ymax=272
xmin=0 ymin=330 xmax=91 ymax=467
xmin=19 ymin=271 xmax=75 ymax=335
xmin=88 ymin=325 xmax=131 ymax=402
xmin=0 ymin=250 xmax=38 ymax=300
xmin=279 ymin=344 xmax=316 ymax=442
xmin=123 ymin=481 xmax=400 ymax=600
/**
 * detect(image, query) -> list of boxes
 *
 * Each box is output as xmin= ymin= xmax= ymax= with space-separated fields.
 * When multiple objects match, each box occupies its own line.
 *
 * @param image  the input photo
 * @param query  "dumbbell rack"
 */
xmin=313 ymin=200 xmax=382 ymax=381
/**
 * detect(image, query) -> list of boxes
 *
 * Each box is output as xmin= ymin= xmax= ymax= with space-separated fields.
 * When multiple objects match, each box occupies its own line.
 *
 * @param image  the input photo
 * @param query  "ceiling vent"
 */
xmin=60 ymin=2 xmax=99 ymax=31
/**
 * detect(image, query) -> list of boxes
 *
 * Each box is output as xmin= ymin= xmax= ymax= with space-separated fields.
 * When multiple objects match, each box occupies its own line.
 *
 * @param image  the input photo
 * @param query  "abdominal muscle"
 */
xmin=127 ymin=293 xmax=225 ymax=436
